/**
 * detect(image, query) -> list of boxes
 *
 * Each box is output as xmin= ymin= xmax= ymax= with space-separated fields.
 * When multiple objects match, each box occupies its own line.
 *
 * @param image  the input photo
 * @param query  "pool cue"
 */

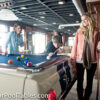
xmin=54 ymin=47 xmax=63 ymax=54
xmin=54 ymin=48 xmax=59 ymax=54
xmin=96 ymin=52 xmax=100 ymax=100
xmin=47 ymin=47 xmax=63 ymax=59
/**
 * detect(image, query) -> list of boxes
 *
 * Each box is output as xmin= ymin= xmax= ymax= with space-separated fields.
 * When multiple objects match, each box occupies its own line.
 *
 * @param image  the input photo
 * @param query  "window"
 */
xmin=32 ymin=32 xmax=46 ymax=54
xmin=68 ymin=37 xmax=75 ymax=46
xmin=0 ymin=24 xmax=8 ymax=52
xmin=10 ymin=26 xmax=13 ymax=32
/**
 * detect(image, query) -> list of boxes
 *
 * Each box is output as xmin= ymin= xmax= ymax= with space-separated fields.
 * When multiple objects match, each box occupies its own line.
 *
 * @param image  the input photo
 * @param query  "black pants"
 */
xmin=76 ymin=63 xmax=97 ymax=100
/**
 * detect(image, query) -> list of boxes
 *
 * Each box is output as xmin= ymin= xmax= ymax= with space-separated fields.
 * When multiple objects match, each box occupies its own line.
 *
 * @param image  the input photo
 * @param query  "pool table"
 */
xmin=0 ymin=54 xmax=77 ymax=100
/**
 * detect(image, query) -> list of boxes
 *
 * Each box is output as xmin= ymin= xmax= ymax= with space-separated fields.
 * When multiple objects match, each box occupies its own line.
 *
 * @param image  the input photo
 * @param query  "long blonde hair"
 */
xmin=80 ymin=13 xmax=96 ymax=42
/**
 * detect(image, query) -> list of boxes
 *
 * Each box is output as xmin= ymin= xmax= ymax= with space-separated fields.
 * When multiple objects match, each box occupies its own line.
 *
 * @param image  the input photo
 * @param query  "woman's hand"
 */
xmin=68 ymin=58 xmax=76 ymax=67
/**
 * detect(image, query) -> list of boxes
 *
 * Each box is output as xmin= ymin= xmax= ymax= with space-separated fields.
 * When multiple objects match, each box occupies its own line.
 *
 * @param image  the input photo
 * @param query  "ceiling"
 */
xmin=0 ymin=0 xmax=87 ymax=34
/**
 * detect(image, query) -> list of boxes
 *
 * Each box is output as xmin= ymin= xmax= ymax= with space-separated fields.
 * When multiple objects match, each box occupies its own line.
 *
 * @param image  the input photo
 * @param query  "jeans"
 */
xmin=76 ymin=63 xmax=97 ymax=100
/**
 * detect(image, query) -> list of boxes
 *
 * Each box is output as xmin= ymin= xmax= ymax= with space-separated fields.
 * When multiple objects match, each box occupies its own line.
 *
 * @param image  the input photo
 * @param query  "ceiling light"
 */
xmin=52 ymin=22 xmax=56 ymax=24
xmin=45 ymin=28 xmax=48 ymax=29
xmin=38 ymin=12 xmax=46 ymax=15
xmin=33 ymin=24 xmax=37 ymax=26
xmin=0 ymin=9 xmax=18 ymax=20
xmin=68 ymin=30 xmax=71 ymax=32
xmin=76 ymin=21 xmax=79 ymax=23
xmin=20 ymin=7 xmax=27 ymax=10
xmin=69 ymin=14 xmax=74 ymax=16
xmin=58 ymin=0 xmax=65 ymax=5
xmin=40 ymin=16 xmax=45 ymax=19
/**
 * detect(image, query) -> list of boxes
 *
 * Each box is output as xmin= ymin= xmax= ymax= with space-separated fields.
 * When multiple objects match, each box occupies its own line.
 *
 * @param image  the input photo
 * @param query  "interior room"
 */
xmin=0 ymin=0 xmax=100 ymax=100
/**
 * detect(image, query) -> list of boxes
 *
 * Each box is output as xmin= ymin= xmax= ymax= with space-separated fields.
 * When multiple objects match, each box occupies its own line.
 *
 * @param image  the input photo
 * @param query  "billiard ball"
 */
xmin=24 ymin=60 xmax=29 ymax=65
xmin=25 ymin=57 xmax=29 ymax=60
xmin=8 ymin=60 xmax=13 ymax=64
xmin=46 ymin=56 xmax=51 ymax=60
xmin=27 ymin=62 xmax=32 ymax=67
xmin=16 ymin=56 xmax=20 ymax=61
xmin=21 ymin=55 xmax=24 ymax=58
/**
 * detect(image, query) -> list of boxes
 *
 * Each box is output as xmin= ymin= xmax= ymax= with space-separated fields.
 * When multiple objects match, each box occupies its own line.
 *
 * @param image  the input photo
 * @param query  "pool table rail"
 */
xmin=17 ymin=56 xmax=70 ymax=73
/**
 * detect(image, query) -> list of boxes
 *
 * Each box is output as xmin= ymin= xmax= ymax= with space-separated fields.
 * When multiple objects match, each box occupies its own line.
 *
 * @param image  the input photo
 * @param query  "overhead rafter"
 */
xmin=37 ymin=0 xmax=77 ymax=30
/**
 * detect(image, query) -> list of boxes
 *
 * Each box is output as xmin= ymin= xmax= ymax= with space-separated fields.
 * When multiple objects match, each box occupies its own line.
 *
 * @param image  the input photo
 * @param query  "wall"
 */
xmin=86 ymin=1 xmax=100 ymax=28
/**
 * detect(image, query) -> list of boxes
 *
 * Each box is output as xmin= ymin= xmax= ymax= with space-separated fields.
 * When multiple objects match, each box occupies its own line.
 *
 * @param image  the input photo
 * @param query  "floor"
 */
xmin=66 ymin=70 xmax=100 ymax=100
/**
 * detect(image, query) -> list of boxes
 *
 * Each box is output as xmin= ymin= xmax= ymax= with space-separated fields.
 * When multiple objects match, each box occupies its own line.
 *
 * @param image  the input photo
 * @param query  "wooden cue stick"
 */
xmin=48 ymin=47 xmax=62 ymax=58
xmin=54 ymin=47 xmax=60 ymax=54
xmin=96 ymin=52 xmax=100 ymax=100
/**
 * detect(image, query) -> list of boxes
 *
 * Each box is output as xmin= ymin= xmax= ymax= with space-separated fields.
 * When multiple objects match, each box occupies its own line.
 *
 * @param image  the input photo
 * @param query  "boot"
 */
xmin=77 ymin=88 xmax=84 ymax=100
xmin=83 ymin=93 xmax=90 ymax=100
xmin=77 ymin=92 xmax=83 ymax=100
xmin=78 ymin=96 xmax=83 ymax=100
xmin=83 ymin=96 xmax=89 ymax=100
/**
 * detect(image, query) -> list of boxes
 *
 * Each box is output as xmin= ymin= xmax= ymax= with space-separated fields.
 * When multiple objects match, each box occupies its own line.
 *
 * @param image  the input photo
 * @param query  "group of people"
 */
xmin=3 ymin=13 xmax=100 ymax=100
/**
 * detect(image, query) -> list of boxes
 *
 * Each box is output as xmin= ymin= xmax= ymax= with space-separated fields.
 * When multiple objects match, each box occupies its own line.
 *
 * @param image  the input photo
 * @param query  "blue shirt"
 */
xmin=5 ymin=31 xmax=23 ymax=54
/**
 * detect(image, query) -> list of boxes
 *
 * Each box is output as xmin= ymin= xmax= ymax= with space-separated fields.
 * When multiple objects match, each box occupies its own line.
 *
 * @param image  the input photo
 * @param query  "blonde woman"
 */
xmin=70 ymin=13 xmax=100 ymax=100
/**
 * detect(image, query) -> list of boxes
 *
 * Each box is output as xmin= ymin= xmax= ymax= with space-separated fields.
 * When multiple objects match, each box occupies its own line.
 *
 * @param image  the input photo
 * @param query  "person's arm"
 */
xmin=19 ymin=35 xmax=23 ymax=47
xmin=96 ymin=30 xmax=100 ymax=61
xmin=97 ymin=41 xmax=100 ymax=51
xmin=46 ymin=41 xmax=52 ymax=53
xmin=97 ymin=29 xmax=100 ymax=52
xmin=46 ymin=41 xmax=55 ymax=57
xmin=70 ymin=30 xmax=78 ymax=59
xmin=69 ymin=30 xmax=79 ymax=66
xmin=46 ymin=45 xmax=55 ymax=56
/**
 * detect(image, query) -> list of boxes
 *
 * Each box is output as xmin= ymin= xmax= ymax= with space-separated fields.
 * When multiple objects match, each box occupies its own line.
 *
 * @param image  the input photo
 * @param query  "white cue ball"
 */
xmin=46 ymin=56 xmax=51 ymax=60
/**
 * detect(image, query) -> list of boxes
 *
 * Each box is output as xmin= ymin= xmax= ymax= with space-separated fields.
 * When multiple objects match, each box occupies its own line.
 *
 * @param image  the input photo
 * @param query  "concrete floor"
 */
xmin=66 ymin=70 xmax=100 ymax=100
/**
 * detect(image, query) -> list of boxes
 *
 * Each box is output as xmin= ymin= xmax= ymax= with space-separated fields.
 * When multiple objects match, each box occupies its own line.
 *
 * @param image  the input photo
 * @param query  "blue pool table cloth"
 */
xmin=0 ymin=54 xmax=61 ymax=66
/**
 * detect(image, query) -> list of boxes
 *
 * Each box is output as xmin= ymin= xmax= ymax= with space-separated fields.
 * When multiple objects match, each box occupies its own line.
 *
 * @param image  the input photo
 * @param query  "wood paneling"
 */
xmin=87 ymin=1 xmax=100 ymax=28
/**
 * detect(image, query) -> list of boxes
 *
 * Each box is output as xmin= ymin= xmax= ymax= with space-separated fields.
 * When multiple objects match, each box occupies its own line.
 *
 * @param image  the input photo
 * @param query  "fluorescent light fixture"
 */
xmin=45 ymin=28 xmax=48 ymax=29
xmin=38 ymin=12 xmax=46 ymax=15
xmin=0 ymin=9 xmax=18 ymax=21
xmin=76 ymin=20 xmax=79 ymax=23
xmin=40 ymin=16 xmax=45 ymax=19
xmin=69 ymin=13 xmax=74 ymax=16
xmin=68 ymin=30 xmax=71 ymax=32
xmin=53 ymin=22 xmax=56 ymax=24
xmin=58 ymin=0 xmax=65 ymax=5
xmin=20 ymin=7 xmax=27 ymax=10
xmin=58 ymin=23 xmax=80 ymax=29
xmin=33 ymin=24 xmax=37 ymax=26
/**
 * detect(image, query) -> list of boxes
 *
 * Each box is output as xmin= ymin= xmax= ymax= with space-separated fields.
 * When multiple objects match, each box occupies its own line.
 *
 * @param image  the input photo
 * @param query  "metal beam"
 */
xmin=72 ymin=0 xmax=85 ymax=16
xmin=58 ymin=23 xmax=80 ymax=29
xmin=12 ymin=2 xmax=39 ymax=8
xmin=11 ymin=8 xmax=58 ymax=30
xmin=37 ymin=0 xmax=77 ymax=31
xmin=12 ymin=9 xmax=49 ymax=24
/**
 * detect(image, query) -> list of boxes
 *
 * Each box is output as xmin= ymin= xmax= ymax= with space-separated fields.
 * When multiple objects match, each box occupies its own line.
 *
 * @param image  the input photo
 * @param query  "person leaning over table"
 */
xmin=3 ymin=23 xmax=23 ymax=54
xmin=45 ymin=35 xmax=62 ymax=57
xmin=70 ymin=13 xmax=100 ymax=100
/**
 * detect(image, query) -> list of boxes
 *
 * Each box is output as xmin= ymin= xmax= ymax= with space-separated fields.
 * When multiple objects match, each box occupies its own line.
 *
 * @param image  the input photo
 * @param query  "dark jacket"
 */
xmin=46 ymin=40 xmax=57 ymax=54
